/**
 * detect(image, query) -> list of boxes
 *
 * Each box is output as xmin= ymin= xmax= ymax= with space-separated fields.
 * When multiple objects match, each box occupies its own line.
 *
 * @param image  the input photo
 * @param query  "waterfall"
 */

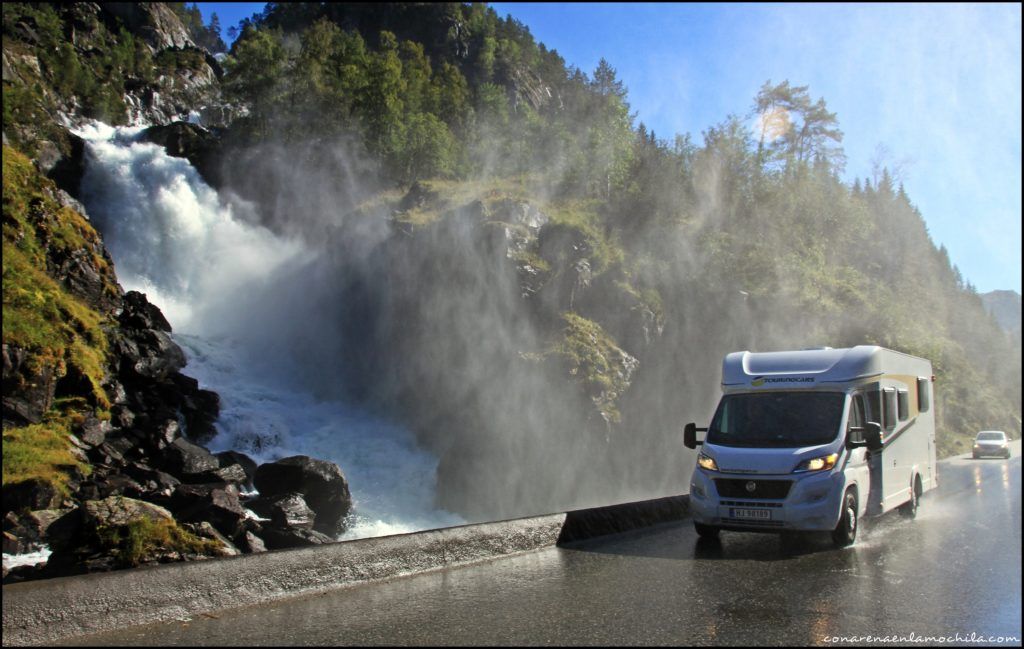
xmin=76 ymin=123 xmax=462 ymax=539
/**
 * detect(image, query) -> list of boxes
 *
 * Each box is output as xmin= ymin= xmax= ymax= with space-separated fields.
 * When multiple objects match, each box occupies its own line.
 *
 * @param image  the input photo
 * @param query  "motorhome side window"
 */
xmin=883 ymin=388 xmax=897 ymax=431
xmin=865 ymin=390 xmax=882 ymax=427
xmin=897 ymin=389 xmax=909 ymax=421
xmin=848 ymin=394 xmax=866 ymax=443
xmin=917 ymin=377 xmax=931 ymax=412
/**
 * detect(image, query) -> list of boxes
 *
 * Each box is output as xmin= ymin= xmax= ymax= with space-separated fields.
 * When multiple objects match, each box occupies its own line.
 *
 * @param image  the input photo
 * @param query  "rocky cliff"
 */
xmin=2 ymin=4 xmax=354 ymax=583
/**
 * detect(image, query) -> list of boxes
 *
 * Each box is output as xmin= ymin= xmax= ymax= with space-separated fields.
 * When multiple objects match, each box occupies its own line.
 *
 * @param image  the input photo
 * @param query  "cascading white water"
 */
xmin=75 ymin=123 xmax=462 ymax=539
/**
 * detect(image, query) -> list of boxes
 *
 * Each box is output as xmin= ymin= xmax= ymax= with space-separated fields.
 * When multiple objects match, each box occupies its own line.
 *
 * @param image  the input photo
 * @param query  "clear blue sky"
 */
xmin=199 ymin=3 xmax=1022 ymax=294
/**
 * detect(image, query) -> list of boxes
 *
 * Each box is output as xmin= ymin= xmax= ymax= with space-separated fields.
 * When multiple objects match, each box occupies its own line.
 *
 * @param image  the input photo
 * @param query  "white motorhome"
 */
xmin=684 ymin=345 xmax=937 ymax=546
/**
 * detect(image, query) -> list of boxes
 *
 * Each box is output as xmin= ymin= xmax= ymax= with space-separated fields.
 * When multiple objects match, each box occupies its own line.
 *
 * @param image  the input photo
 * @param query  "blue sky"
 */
xmin=199 ymin=3 xmax=1022 ymax=293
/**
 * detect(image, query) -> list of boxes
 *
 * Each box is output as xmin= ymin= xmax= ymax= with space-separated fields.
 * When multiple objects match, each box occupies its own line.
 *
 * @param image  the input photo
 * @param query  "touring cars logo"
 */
xmin=751 ymin=376 xmax=814 ymax=387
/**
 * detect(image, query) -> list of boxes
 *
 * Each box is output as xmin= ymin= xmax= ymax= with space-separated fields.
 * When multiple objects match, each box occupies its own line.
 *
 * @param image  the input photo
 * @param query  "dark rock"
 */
xmin=120 ymin=291 xmax=172 ymax=332
xmin=90 ymin=434 xmax=135 ymax=467
xmin=75 ymin=416 xmax=112 ymax=446
xmin=114 ymin=329 xmax=186 ymax=381
xmin=140 ymin=122 xmax=223 ymax=188
xmin=172 ymin=484 xmax=247 ymax=538
xmin=100 ymin=3 xmax=195 ymax=50
xmin=248 ymin=493 xmax=315 ymax=530
xmin=2 ymin=343 xmax=57 ymax=427
xmin=3 ymin=531 xmax=22 ymax=554
xmin=258 ymin=526 xmax=335 ymax=551
xmin=54 ymin=359 xmax=95 ymax=402
xmin=82 ymin=496 xmax=173 ymax=528
xmin=123 ymin=461 xmax=181 ymax=497
xmin=164 ymin=436 xmax=220 ymax=477
xmin=110 ymin=404 xmax=135 ymax=428
xmin=41 ymin=131 xmax=87 ymax=200
xmin=181 ymin=388 xmax=220 ymax=443
xmin=95 ymin=473 xmax=147 ymax=499
xmin=197 ymin=463 xmax=248 ymax=485
xmin=3 ymin=478 xmax=61 ymax=514
xmin=236 ymin=531 xmax=267 ymax=554
xmin=253 ymin=456 xmax=352 ymax=536
xmin=34 ymin=508 xmax=82 ymax=547
xmin=185 ymin=521 xmax=239 ymax=556
xmin=3 ymin=563 xmax=47 ymax=584
xmin=216 ymin=451 xmax=257 ymax=488
xmin=151 ymin=418 xmax=182 ymax=448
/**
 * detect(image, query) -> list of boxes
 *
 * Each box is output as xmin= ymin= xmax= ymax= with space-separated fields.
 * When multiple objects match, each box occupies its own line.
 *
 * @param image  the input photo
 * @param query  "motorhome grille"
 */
xmin=714 ymin=479 xmax=792 ymax=499
xmin=719 ymin=500 xmax=784 ymax=508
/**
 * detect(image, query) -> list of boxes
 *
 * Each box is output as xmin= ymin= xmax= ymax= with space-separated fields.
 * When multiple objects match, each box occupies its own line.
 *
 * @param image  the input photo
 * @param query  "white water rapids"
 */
xmin=75 ymin=123 xmax=462 ymax=539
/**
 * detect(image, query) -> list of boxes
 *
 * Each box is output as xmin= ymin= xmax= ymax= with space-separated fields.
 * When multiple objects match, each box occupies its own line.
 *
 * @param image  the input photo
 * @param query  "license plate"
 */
xmin=730 ymin=508 xmax=771 ymax=520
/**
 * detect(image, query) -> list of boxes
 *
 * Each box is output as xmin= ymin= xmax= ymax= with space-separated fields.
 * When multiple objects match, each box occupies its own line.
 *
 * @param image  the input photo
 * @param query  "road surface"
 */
xmin=60 ymin=443 xmax=1021 ymax=646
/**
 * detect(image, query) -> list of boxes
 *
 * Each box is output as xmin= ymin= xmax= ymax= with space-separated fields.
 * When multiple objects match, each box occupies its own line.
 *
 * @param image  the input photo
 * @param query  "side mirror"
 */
xmin=684 ymin=423 xmax=705 ymax=449
xmin=864 ymin=421 xmax=883 ymax=452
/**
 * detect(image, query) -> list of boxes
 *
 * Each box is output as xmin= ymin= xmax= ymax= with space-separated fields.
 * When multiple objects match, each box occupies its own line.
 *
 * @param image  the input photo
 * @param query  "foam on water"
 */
xmin=2 ymin=546 xmax=52 ymax=570
xmin=76 ymin=123 xmax=462 ymax=539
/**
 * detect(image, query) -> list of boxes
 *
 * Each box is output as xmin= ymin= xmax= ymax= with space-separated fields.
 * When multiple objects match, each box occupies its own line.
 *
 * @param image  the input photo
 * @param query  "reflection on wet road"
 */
xmin=61 ymin=444 xmax=1021 ymax=646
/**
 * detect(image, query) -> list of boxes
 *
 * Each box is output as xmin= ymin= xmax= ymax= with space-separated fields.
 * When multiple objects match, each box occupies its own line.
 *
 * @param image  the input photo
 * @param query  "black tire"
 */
xmin=899 ymin=479 xmax=920 ymax=519
xmin=972 ymin=452 xmax=979 ymax=459
xmin=694 ymin=522 xmax=720 ymax=539
xmin=831 ymin=489 xmax=858 ymax=547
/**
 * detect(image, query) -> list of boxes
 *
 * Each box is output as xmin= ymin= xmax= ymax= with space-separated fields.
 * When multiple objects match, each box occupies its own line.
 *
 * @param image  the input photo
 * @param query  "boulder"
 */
xmin=236 ymin=530 xmax=267 ymax=553
xmin=141 ymin=122 xmax=223 ymax=188
xmin=258 ymin=526 xmax=335 ymax=551
xmin=119 ymin=291 xmax=172 ymax=332
xmin=3 ymin=478 xmax=61 ymax=513
xmin=247 ymin=493 xmax=316 ymax=530
xmin=2 ymin=343 xmax=58 ymax=427
xmin=81 ymin=496 xmax=172 ymax=528
xmin=180 ymin=388 xmax=220 ymax=444
xmin=3 ymin=531 xmax=22 ymax=554
xmin=75 ymin=416 xmax=112 ymax=447
xmin=164 ymin=437 xmax=220 ymax=477
xmin=253 ymin=456 xmax=352 ymax=536
xmin=123 ymin=461 xmax=181 ymax=498
xmin=185 ymin=522 xmax=239 ymax=556
xmin=35 ymin=130 xmax=86 ymax=199
xmin=216 ymin=451 xmax=257 ymax=488
xmin=171 ymin=483 xmax=247 ymax=538
xmin=114 ymin=329 xmax=186 ymax=381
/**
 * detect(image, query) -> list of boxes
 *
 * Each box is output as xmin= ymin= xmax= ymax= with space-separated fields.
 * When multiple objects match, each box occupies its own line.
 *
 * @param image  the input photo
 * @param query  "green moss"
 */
xmin=545 ymin=200 xmax=625 ymax=274
xmin=95 ymin=516 xmax=223 ymax=567
xmin=154 ymin=47 xmax=208 ymax=74
xmin=2 ymin=411 xmax=90 ymax=495
xmin=3 ymin=146 xmax=114 ymax=493
xmin=545 ymin=313 xmax=635 ymax=423
xmin=3 ymin=146 xmax=114 ymax=409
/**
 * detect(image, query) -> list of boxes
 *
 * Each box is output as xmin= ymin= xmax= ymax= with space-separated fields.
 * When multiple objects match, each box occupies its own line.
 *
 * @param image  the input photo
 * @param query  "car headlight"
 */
xmin=697 ymin=452 xmax=718 ymax=472
xmin=793 ymin=453 xmax=838 ymax=473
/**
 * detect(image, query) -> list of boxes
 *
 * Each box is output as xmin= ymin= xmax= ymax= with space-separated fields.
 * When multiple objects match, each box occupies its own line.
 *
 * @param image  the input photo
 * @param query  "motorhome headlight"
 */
xmin=697 ymin=452 xmax=718 ymax=472
xmin=792 ymin=453 xmax=838 ymax=473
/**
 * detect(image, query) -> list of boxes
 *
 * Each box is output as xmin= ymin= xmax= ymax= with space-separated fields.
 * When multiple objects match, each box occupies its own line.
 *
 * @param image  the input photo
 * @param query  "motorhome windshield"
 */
xmin=707 ymin=392 xmax=845 ymax=448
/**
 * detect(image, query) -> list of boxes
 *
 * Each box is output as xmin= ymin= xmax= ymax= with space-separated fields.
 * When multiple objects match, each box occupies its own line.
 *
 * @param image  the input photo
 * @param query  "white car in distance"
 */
xmin=972 ymin=430 xmax=1010 ymax=459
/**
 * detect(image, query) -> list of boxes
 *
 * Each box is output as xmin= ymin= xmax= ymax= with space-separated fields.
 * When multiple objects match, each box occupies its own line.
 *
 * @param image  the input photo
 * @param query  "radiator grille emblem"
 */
xmin=745 ymin=481 xmax=757 ymax=493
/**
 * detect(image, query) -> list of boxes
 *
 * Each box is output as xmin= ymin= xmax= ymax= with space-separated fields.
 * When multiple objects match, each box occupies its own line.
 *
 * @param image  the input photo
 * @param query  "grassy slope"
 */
xmin=2 ymin=145 xmax=114 ymax=492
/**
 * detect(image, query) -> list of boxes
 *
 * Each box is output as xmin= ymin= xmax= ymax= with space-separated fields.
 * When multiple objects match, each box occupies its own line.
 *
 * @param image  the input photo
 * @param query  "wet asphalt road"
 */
xmin=61 ymin=443 xmax=1021 ymax=646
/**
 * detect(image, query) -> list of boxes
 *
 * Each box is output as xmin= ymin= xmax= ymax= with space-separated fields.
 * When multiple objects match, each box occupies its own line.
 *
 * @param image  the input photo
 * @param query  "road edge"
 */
xmin=2 ymin=495 xmax=689 ymax=646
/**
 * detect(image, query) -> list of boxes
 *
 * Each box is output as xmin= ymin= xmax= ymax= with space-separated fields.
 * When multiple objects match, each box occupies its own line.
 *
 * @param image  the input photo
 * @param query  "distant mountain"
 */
xmin=981 ymin=290 xmax=1022 ymax=334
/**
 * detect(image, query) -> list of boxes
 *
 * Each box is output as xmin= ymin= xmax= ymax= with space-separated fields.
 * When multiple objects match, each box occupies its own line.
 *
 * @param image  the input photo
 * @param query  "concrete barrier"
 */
xmin=2 ymin=495 xmax=690 ymax=646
